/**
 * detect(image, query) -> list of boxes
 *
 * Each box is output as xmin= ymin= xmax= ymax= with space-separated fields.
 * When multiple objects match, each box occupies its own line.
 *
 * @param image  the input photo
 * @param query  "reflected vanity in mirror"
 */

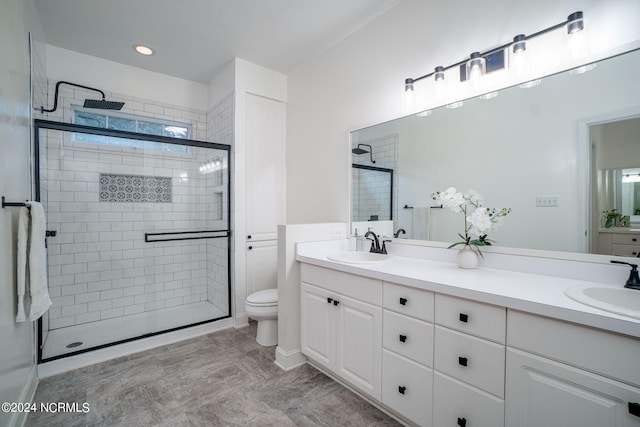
xmin=351 ymin=47 xmax=640 ymax=256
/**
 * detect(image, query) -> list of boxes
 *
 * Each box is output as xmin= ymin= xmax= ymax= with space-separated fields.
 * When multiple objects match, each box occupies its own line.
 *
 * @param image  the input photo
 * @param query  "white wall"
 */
xmin=0 ymin=0 xmax=42 ymax=425
xmin=46 ymin=45 xmax=209 ymax=111
xmin=286 ymin=0 xmax=640 ymax=225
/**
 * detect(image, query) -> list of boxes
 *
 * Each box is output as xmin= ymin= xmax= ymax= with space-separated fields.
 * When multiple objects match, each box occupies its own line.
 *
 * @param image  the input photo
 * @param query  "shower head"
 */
xmin=39 ymin=81 xmax=125 ymax=113
xmin=352 ymin=144 xmax=375 ymax=163
xmin=83 ymin=99 xmax=125 ymax=110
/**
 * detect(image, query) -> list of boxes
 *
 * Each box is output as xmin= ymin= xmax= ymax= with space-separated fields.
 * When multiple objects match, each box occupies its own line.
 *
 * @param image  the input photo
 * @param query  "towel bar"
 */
xmin=1 ymin=196 xmax=28 ymax=208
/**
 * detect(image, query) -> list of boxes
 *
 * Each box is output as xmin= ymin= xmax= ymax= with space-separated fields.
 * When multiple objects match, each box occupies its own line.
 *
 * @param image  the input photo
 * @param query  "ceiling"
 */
xmin=34 ymin=0 xmax=402 ymax=84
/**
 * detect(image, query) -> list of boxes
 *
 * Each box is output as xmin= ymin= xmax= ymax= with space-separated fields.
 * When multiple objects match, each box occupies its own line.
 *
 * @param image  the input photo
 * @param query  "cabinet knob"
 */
xmin=327 ymin=297 xmax=333 ymax=304
xmin=399 ymin=297 xmax=408 ymax=306
xmin=398 ymin=385 xmax=406 ymax=395
xmin=399 ymin=334 xmax=407 ymax=343
xmin=333 ymin=300 xmax=340 ymax=306
xmin=459 ymin=313 xmax=469 ymax=323
xmin=247 ymin=235 xmax=252 ymax=239
xmin=248 ymin=246 xmax=253 ymax=250
xmin=457 ymin=417 xmax=467 ymax=427
xmin=633 ymin=238 xmax=637 ymax=242
xmin=629 ymin=402 xmax=640 ymax=417
xmin=458 ymin=356 xmax=468 ymax=367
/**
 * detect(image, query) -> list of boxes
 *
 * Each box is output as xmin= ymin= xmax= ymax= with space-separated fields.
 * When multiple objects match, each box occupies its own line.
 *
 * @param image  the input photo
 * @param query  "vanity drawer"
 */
xmin=611 ymin=243 xmax=640 ymax=257
xmin=433 ymin=372 xmax=504 ymax=427
xmin=612 ymin=233 xmax=640 ymax=245
xmin=300 ymin=264 xmax=382 ymax=305
xmin=507 ymin=310 xmax=640 ymax=387
xmin=435 ymin=293 xmax=506 ymax=344
xmin=382 ymin=349 xmax=433 ymax=427
xmin=383 ymin=282 xmax=434 ymax=322
xmin=383 ymin=309 xmax=434 ymax=367
xmin=434 ymin=326 xmax=505 ymax=398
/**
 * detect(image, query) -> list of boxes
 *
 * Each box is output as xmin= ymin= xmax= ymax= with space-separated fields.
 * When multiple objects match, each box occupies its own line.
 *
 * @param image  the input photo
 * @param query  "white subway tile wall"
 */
xmin=36 ymin=82 xmax=233 ymax=330
xmin=351 ymin=134 xmax=398 ymax=228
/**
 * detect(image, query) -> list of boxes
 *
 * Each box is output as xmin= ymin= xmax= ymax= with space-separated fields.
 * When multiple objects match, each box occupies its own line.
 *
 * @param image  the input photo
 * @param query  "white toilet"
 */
xmin=245 ymin=288 xmax=278 ymax=346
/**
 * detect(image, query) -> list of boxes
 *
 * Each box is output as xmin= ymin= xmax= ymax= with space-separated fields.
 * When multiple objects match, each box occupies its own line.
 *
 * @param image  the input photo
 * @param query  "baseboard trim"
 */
xmin=234 ymin=314 xmax=249 ymax=328
xmin=38 ymin=318 xmax=234 ymax=378
xmin=274 ymin=346 xmax=307 ymax=371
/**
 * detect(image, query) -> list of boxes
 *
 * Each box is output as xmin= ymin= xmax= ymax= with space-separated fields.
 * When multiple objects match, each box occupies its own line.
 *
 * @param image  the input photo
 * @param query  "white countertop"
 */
xmin=296 ymin=246 xmax=640 ymax=339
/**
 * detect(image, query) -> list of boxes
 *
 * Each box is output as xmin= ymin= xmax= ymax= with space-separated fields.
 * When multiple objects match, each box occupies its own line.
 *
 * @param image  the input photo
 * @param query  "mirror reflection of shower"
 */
xmin=352 ymin=143 xmax=376 ymax=163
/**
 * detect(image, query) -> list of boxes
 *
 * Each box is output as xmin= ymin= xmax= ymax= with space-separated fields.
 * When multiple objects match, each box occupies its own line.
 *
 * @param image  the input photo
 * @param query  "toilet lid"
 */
xmin=247 ymin=289 xmax=278 ymax=305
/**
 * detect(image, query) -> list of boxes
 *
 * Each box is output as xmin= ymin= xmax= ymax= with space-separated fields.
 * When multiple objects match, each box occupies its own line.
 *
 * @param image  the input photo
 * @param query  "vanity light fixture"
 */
xmin=403 ymin=11 xmax=585 ymax=91
xmin=512 ymin=34 xmax=526 ymax=54
xmin=466 ymin=52 xmax=486 ymax=82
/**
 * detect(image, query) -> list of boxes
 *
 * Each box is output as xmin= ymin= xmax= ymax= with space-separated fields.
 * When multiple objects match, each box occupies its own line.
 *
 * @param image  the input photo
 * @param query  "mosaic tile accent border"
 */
xmin=99 ymin=174 xmax=172 ymax=203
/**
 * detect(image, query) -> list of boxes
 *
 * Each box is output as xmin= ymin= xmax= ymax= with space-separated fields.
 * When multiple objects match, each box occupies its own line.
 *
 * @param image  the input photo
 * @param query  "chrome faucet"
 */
xmin=364 ymin=231 xmax=390 ymax=254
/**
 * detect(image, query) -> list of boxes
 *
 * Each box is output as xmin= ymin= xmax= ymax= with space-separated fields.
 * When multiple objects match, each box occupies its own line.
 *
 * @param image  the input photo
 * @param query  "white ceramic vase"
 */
xmin=457 ymin=245 xmax=479 ymax=269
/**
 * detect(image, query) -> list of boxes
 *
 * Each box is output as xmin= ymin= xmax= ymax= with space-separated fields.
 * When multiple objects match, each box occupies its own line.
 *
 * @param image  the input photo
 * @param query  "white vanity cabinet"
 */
xmin=381 ymin=282 xmax=434 ymax=426
xmin=506 ymin=310 xmax=640 ymax=427
xmin=300 ymin=264 xmax=382 ymax=400
xmin=433 ymin=294 xmax=507 ymax=427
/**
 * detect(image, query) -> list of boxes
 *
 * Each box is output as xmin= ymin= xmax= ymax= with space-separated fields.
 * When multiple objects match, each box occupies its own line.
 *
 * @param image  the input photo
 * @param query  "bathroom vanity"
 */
xmin=297 ymin=242 xmax=640 ymax=427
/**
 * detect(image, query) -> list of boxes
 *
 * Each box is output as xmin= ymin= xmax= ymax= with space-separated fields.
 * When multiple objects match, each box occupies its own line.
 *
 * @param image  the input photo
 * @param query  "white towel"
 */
xmin=16 ymin=201 xmax=51 ymax=322
xmin=16 ymin=207 xmax=30 ymax=322
xmin=413 ymin=207 xmax=430 ymax=240
xmin=27 ymin=201 xmax=51 ymax=321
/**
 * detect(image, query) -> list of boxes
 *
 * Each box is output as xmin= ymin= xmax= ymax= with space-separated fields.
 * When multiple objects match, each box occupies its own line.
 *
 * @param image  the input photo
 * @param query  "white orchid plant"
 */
xmin=432 ymin=187 xmax=511 ymax=257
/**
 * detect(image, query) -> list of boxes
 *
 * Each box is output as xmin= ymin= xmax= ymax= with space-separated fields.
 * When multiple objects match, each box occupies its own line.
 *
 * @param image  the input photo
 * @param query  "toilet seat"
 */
xmin=246 ymin=289 xmax=278 ymax=306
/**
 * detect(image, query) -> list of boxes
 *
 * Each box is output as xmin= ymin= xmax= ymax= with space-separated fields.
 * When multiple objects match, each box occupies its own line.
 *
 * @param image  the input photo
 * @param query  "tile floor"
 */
xmin=27 ymin=323 xmax=401 ymax=426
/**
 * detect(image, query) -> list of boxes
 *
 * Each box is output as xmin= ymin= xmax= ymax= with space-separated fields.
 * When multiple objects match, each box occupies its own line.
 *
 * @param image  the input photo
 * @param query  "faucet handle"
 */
xmin=381 ymin=240 xmax=392 ymax=255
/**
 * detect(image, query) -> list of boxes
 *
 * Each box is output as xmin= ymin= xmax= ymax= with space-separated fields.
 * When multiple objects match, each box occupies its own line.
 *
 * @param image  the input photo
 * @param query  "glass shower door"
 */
xmin=35 ymin=120 xmax=231 ymax=361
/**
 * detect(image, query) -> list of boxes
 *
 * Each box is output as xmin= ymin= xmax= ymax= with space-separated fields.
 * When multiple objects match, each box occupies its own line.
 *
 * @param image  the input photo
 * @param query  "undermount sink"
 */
xmin=327 ymin=251 xmax=393 ymax=264
xmin=565 ymin=285 xmax=640 ymax=320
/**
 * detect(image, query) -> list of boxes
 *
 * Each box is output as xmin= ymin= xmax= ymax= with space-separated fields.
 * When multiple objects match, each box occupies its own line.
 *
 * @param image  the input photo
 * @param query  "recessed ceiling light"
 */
xmin=133 ymin=44 xmax=154 ymax=56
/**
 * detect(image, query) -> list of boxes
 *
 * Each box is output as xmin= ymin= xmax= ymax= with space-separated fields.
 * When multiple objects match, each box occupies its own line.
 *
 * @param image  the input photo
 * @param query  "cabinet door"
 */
xmin=335 ymin=294 xmax=382 ymax=400
xmin=506 ymin=348 xmax=640 ymax=427
xmin=300 ymin=283 xmax=335 ymax=370
xmin=245 ymin=93 xmax=285 ymax=241
xmin=246 ymin=240 xmax=277 ymax=296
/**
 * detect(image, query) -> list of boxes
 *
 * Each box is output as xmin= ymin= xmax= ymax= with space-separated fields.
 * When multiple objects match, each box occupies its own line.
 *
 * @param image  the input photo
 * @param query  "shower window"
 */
xmin=35 ymin=119 xmax=231 ymax=362
xmin=73 ymin=108 xmax=190 ymax=152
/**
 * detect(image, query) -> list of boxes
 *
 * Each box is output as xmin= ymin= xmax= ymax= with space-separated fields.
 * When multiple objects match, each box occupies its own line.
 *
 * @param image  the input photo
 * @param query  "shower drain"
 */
xmin=66 ymin=341 xmax=83 ymax=349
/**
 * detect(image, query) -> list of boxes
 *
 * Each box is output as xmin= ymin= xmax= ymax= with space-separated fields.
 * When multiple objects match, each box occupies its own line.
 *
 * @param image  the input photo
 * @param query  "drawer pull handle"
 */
xmin=399 ymin=297 xmax=408 ymax=306
xmin=458 ymin=356 xmax=468 ymax=367
xmin=459 ymin=313 xmax=469 ymax=323
xmin=399 ymin=334 xmax=407 ymax=343
xmin=333 ymin=300 xmax=340 ymax=306
xmin=327 ymin=297 xmax=333 ymax=304
xmin=629 ymin=402 xmax=640 ymax=417
xmin=398 ymin=386 xmax=406 ymax=395
xmin=457 ymin=417 xmax=467 ymax=427
xmin=634 ymin=238 xmax=638 ymax=242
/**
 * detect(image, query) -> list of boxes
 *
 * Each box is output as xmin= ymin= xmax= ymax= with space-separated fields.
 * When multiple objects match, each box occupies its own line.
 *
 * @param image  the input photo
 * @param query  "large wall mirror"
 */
xmin=351 ymin=47 xmax=640 ymax=256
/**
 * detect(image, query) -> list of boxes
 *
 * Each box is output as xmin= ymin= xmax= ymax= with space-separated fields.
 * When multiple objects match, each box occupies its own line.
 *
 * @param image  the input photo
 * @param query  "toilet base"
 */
xmin=256 ymin=319 xmax=278 ymax=346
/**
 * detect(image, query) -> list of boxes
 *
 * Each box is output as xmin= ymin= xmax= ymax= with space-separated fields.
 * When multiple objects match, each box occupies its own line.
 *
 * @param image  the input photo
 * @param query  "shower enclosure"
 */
xmin=35 ymin=120 xmax=231 ymax=361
